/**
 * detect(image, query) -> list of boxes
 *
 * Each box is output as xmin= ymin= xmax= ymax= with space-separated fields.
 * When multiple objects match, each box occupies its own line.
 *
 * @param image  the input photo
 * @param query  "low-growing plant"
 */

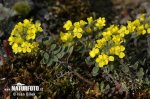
xmin=59 ymin=14 xmax=150 ymax=97
xmin=8 ymin=19 xmax=43 ymax=54
xmin=1 ymin=13 xmax=150 ymax=98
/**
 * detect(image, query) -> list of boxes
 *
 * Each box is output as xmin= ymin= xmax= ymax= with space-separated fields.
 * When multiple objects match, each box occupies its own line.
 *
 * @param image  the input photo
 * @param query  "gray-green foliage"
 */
xmin=41 ymin=43 xmax=74 ymax=67
xmin=0 ymin=4 xmax=16 ymax=21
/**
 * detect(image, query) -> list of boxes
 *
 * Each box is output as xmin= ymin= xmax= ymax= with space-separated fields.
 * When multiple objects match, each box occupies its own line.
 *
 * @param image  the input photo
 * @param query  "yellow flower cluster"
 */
xmin=60 ymin=17 xmax=106 ymax=43
xmin=95 ymin=17 xmax=106 ymax=29
xmin=8 ymin=19 xmax=43 ymax=54
xmin=60 ymin=14 xmax=150 ymax=67
xmin=89 ymin=14 xmax=150 ymax=68
xmin=89 ymin=48 xmax=99 ymax=58
xmin=127 ymin=14 xmax=150 ymax=35
xmin=109 ymin=45 xmax=125 ymax=58
xmin=89 ymin=24 xmax=126 ymax=67
xmin=96 ymin=54 xmax=114 ymax=67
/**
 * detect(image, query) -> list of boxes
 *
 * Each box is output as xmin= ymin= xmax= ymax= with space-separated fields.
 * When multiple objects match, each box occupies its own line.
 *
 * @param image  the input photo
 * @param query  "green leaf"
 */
xmin=100 ymin=81 xmax=104 ymax=93
xmin=92 ymin=65 xmax=99 ymax=76
xmin=57 ymin=46 xmax=65 ymax=55
xmin=61 ymin=52 xmax=65 ymax=58
xmin=56 ymin=52 xmax=65 ymax=59
xmin=41 ymin=58 xmax=48 ymax=64
xmin=47 ymin=59 xmax=53 ymax=66
xmin=109 ymin=64 xmax=114 ymax=71
xmin=85 ymin=57 xmax=92 ymax=65
xmin=51 ymin=44 xmax=56 ymax=51
xmin=42 ymin=37 xmax=49 ymax=44
xmin=53 ymin=56 xmax=58 ymax=62
xmin=144 ymin=77 xmax=150 ymax=85
xmin=132 ymin=62 xmax=138 ymax=70
xmin=57 ymin=52 xmax=65 ymax=59
xmin=136 ymin=67 xmax=144 ymax=79
xmin=44 ymin=52 xmax=49 ymax=59
xmin=53 ymin=47 xmax=61 ymax=55
xmin=56 ymin=53 xmax=62 ymax=59
xmin=122 ymin=65 xmax=129 ymax=73
xmin=43 ymin=52 xmax=49 ymax=63
xmin=43 ymin=40 xmax=50 ymax=45
xmin=68 ymin=46 xmax=74 ymax=54
xmin=61 ymin=46 xmax=66 ymax=52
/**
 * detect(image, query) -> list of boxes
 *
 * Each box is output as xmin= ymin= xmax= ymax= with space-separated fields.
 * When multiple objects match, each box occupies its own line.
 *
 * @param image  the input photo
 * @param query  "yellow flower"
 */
xmin=106 ymin=25 xmax=119 ymax=34
xmin=8 ymin=37 xmax=15 ymax=45
xmin=63 ymin=20 xmax=72 ymax=30
xmin=35 ymin=21 xmax=43 ymax=32
xmin=127 ymin=21 xmax=136 ymax=33
xmin=109 ymin=56 xmax=114 ymax=61
xmin=85 ymin=26 xmax=92 ymax=33
xmin=79 ymin=20 xmax=87 ymax=26
xmin=118 ymin=26 xmax=129 ymax=37
xmin=112 ymin=35 xmax=124 ymax=45
xmin=73 ymin=28 xmax=83 ymax=39
xmin=95 ymin=54 xmax=109 ymax=67
xmin=145 ymin=24 xmax=149 ymax=29
xmin=109 ymin=45 xmax=125 ymax=58
xmin=136 ymin=25 xmax=146 ymax=35
xmin=8 ymin=19 xmax=42 ymax=54
xmin=107 ymin=25 xmax=114 ymax=31
xmin=102 ymin=31 xmax=111 ymax=37
xmin=15 ymin=38 xmax=24 ymax=44
xmin=138 ymin=14 xmax=146 ymax=22
xmin=24 ymin=19 xmax=30 ymax=24
xmin=95 ymin=17 xmax=106 ymax=29
xmin=15 ymin=22 xmax=24 ymax=31
xmin=147 ymin=28 xmax=150 ymax=34
xmin=89 ymin=48 xmax=99 ymax=58
xmin=133 ymin=19 xmax=140 ymax=27
xmin=87 ymin=17 xmax=93 ymax=24
xmin=73 ymin=27 xmax=83 ymax=33
xmin=31 ymin=42 xmax=39 ymax=48
xmin=119 ymin=52 xmax=125 ymax=58
xmin=74 ymin=32 xmax=82 ymax=39
xmin=112 ymin=26 xmax=119 ymax=33
xmin=26 ymin=29 xmax=36 ymax=40
xmin=74 ymin=22 xmax=80 ymax=28
xmin=12 ymin=43 xmax=22 ymax=54
xmin=60 ymin=32 xmax=73 ymax=42
xmin=21 ymin=42 xmax=32 ymax=53
xmin=96 ymin=38 xmax=106 ymax=49
xmin=8 ymin=37 xmax=24 ymax=45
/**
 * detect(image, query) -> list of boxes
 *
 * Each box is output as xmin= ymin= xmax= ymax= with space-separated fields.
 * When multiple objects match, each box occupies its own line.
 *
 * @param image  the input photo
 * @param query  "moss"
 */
xmin=12 ymin=1 xmax=31 ymax=16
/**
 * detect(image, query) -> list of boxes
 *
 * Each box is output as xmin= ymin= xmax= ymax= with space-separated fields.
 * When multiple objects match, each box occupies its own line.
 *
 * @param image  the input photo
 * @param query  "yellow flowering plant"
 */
xmin=58 ymin=14 xmax=150 ymax=98
xmin=89 ymin=14 xmax=150 ymax=68
xmin=60 ymin=14 xmax=150 ymax=69
xmin=2 ymin=9 xmax=150 ymax=97
xmin=60 ymin=16 xmax=106 ymax=45
xmin=8 ymin=19 xmax=43 ymax=54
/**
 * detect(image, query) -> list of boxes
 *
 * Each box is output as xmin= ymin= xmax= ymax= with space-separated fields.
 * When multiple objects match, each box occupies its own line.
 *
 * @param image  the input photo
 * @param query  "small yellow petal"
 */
xmin=147 ymin=28 xmax=150 ymax=34
xmin=119 ymin=52 xmax=125 ymax=58
xmin=99 ymin=62 xmax=104 ymax=68
xmin=89 ymin=51 xmax=95 ymax=58
xmin=109 ymin=56 xmax=114 ymax=61
xmin=77 ymin=33 xmax=82 ymax=39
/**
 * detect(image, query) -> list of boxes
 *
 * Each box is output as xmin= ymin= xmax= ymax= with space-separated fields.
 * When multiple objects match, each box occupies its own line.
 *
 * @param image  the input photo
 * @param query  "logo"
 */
xmin=4 ymin=83 xmax=43 ymax=97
